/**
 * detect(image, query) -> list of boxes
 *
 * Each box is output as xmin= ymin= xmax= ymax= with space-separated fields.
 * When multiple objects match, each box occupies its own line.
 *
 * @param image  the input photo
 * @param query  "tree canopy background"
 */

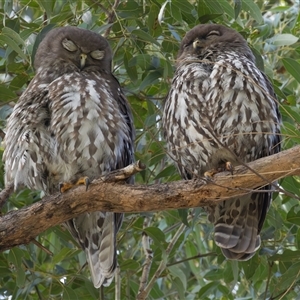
xmin=0 ymin=0 xmax=300 ymax=299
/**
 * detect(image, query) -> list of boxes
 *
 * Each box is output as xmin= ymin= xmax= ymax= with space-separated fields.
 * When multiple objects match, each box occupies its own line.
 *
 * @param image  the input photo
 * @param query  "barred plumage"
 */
xmin=163 ymin=24 xmax=281 ymax=260
xmin=3 ymin=27 xmax=134 ymax=286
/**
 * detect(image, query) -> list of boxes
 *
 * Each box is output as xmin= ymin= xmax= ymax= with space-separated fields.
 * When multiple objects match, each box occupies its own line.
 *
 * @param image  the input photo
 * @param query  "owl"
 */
xmin=163 ymin=24 xmax=281 ymax=260
xmin=3 ymin=26 xmax=135 ymax=287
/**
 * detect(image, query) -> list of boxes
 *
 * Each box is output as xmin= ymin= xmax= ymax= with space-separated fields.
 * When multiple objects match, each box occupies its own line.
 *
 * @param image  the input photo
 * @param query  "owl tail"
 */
xmin=209 ymin=191 xmax=270 ymax=260
xmin=66 ymin=212 xmax=123 ymax=288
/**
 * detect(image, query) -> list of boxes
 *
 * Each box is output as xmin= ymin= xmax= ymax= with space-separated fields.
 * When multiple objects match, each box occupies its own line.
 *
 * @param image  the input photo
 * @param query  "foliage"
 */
xmin=0 ymin=0 xmax=300 ymax=299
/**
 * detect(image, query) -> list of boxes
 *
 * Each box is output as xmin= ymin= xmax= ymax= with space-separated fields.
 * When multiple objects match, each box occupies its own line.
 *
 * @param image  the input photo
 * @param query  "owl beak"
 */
xmin=193 ymin=39 xmax=202 ymax=49
xmin=80 ymin=53 xmax=87 ymax=69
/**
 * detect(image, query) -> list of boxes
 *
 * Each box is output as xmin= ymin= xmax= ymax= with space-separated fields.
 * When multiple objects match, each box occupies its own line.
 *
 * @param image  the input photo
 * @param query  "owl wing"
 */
xmin=209 ymin=68 xmax=281 ymax=260
xmin=3 ymin=82 xmax=52 ymax=192
xmin=114 ymin=87 xmax=135 ymax=176
xmin=163 ymin=56 xmax=281 ymax=260
xmin=63 ymin=76 xmax=135 ymax=288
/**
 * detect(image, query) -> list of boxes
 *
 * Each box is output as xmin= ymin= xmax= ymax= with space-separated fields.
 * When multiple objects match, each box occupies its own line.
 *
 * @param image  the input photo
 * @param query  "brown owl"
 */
xmin=3 ymin=27 xmax=135 ymax=287
xmin=163 ymin=24 xmax=281 ymax=260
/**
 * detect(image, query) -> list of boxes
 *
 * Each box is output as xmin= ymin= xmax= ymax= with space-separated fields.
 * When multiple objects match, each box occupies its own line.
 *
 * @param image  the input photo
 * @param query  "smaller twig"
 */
xmin=137 ymin=220 xmax=188 ymax=300
xmin=22 ymin=259 xmax=43 ymax=300
xmin=103 ymin=0 xmax=121 ymax=38
xmin=0 ymin=128 xmax=5 ymax=139
xmin=100 ymin=285 xmax=104 ymax=300
xmin=101 ymin=160 xmax=145 ymax=182
xmin=68 ymin=261 xmax=87 ymax=286
xmin=31 ymin=239 xmax=53 ymax=256
xmin=264 ymin=261 xmax=273 ymax=300
xmin=277 ymin=268 xmax=300 ymax=300
xmin=42 ymin=11 xmax=48 ymax=26
xmin=0 ymin=184 xmax=14 ymax=210
xmin=138 ymin=216 xmax=153 ymax=295
xmin=115 ymin=263 xmax=121 ymax=300
xmin=166 ymin=252 xmax=217 ymax=267
xmin=92 ymin=0 xmax=121 ymax=38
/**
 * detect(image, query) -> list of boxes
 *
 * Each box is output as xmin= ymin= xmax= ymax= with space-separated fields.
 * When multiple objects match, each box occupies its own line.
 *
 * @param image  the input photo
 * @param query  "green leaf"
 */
xmin=286 ymin=205 xmax=300 ymax=226
xmin=223 ymin=261 xmax=235 ymax=283
xmin=2 ymin=27 xmax=25 ymax=48
xmin=143 ymin=227 xmax=167 ymax=259
xmin=62 ymin=286 xmax=79 ymax=300
xmin=250 ymin=261 xmax=269 ymax=283
xmin=282 ymin=58 xmax=300 ymax=83
xmin=8 ymin=248 xmax=23 ymax=268
xmin=198 ymin=281 xmax=218 ymax=298
xmin=143 ymin=227 xmax=166 ymax=245
xmin=270 ymin=249 xmax=300 ymax=262
xmin=4 ymin=0 xmax=13 ymax=16
xmin=296 ymin=228 xmax=300 ymax=250
xmin=168 ymin=265 xmax=187 ymax=290
xmin=234 ymin=0 xmax=242 ymax=19
xmin=281 ymin=105 xmax=300 ymax=122
xmin=178 ymin=209 xmax=189 ymax=226
xmin=197 ymin=1 xmax=210 ymax=17
xmin=172 ymin=276 xmax=186 ymax=299
xmin=204 ymin=0 xmax=223 ymax=14
xmin=241 ymin=0 xmax=263 ymax=24
xmin=36 ymin=0 xmax=54 ymax=18
xmin=139 ymin=71 xmax=161 ymax=90
xmin=0 ymin=85 xmax=18 ymax=101
xmin=281 ymin=122 xmax=300 ymax=146
xmin=241 ymin=255 xmax=260 ymax=280
xmin=153 ymin=165 xmax=178 ymax=180
xmin=149 ymin=282 xmax=165 ymax=298
xmin=204 ymin=267 xmax=225 ymax=280
xmin=170 ymin=2 xmax=182 ymax=23
xmin=124 ymin=51 xmax=138 ymax=81
xmin=250 ymin=46 xmax=264 ymax=72
xmin=172 ymin=0 xmax=194 ymax=13
xmin=218 ymin=284 xmax=233 ymax=299
xmin=218 ymin=0 xmax=234 ymax=18
xmin=121 ymin=259 xmax=140 ymax=270
xmin=131 ymin=29 xmax=160 ymax=46
xmin=10 ymin=73 xmax=29 ymax=91
xmin=271 ymin=34 xmax=299 ymax=46
xmin=52 ymin=248 xmax=80 ymax=264
xmin=148 ymin=4 xmax=161 ymax=37
xmin=16 ymin=267 xmax=26 ymax=288
xmin=51 ymin=282 xmax=64 ymax=295
xmin=128 ymin=54 xmax=152 ymax=69
xmin=0 ymin=266 xmax=12 ymax=277
xmin=280 ymin=177 xmax=300 ymax=198
xmin=0 ymin=34 xmax=28 ymax=62
xmin=271 ymin=261 xmax=300 ymax=294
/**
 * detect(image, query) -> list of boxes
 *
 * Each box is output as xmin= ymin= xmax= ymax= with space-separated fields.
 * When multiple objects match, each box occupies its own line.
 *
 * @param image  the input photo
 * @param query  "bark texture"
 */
xmin=0 ymin=146 xmax=299 ymax=251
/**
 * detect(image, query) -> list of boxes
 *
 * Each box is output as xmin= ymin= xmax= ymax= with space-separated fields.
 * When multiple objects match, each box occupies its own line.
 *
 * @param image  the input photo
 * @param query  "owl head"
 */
xmin=34 ymin=26 xmax=113 ymax=73
xmin=177 ymin=24 xmax=254 ymax=63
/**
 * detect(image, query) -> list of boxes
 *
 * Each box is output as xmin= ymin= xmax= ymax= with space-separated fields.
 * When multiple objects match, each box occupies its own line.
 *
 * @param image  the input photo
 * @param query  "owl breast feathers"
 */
xmin=3 ymin=26 xmax=135 ymax=287
xmin=163 ymin=24 xmax=281 ymax=260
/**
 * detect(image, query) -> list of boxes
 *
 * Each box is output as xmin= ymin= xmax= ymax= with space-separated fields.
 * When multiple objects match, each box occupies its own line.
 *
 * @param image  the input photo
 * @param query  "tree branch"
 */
xmin=0 ymin=145 xmax=300 ymax=252
xmin=91 ymin=0 xmax=121 ymax=38
xmin=138 ymin=216 xmax=153 ymax=296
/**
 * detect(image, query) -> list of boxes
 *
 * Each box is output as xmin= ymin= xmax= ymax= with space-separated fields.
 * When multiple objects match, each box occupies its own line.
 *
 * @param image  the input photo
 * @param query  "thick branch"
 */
xmin=0 ymin=145 xmax=300 ymax=251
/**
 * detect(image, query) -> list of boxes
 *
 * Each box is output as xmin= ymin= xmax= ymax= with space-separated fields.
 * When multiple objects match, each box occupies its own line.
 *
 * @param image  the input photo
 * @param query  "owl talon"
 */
xmin=204 ymin=169 xmax=218 ymax=179
xmin=59 ymin=177 xmax=90 ymax=193
xmin=59 ymin=183 xmax=63 ymax=193
xmin=75 ymin=176 xmax=90 ymax=191
xmin=84 ymin=177 xmax=90 ymax=191
xmin=225 ymin=161 xmax=234 ymax=175
xmin=59 ymin=182 xmax=73 ymax=193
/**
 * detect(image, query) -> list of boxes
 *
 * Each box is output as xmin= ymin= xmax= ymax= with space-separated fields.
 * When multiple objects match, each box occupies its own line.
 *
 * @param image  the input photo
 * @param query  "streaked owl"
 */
xmin=163 ymin=24 xmax=281 ymax=260
xmin=3 ymin=26 xmax=135 ymax=287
